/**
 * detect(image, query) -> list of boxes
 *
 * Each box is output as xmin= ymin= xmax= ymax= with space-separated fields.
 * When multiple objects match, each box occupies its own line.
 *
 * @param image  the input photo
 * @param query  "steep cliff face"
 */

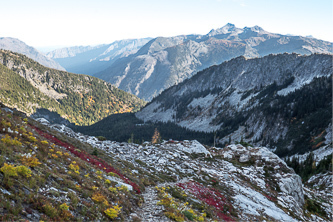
xmin=96 ymin=24 xmax=332 ymax=101
xmin=136 ymin=53 xmax=332 ymax=156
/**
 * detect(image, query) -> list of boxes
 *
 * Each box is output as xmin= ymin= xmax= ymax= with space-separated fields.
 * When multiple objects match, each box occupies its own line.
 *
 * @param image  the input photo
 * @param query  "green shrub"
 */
xmin=96 ymin=136 xmax=106 ymax=141
xmin=183 ymin=210 xmax=194 ymax=221
xmin=16 ymin=165 xmax=32 ymax=177
xmin=43 ymin=203 xmax=58 ymax=218
xmin=1 ymin=163 xmax=18 ymax=178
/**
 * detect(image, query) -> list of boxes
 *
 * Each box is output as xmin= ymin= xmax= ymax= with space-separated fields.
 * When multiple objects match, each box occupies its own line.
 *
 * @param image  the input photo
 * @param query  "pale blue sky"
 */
xmin=1 ymin=0 xmax=332 ymax=50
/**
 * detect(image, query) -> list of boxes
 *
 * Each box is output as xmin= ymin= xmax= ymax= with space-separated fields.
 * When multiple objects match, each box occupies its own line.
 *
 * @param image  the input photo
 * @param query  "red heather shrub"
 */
xmin=264 ymin=194 xmax=277 ymax=202
xmin=31 ymin=125 xmax=141 ymax=193
xmin=177 ymin=181 xmax=234 ymax=221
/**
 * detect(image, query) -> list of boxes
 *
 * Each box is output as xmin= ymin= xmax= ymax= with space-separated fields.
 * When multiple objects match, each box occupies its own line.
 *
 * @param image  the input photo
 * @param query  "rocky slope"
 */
xmin=0 ymin=104 xmax=146 ymax=221
xmin=32 ymin=113 xmax=332 ymax=221
xmin=0 ymin=37 xmax=65 ymax=71
xmin=0 ymin=50 xmax=146 ymax=126
xmin=136 ymin=53 xmax=332 ymax=157
xmin=0 ymin=102 xmax=330 ymax=221
xmin=46 ymin=38 xmax=152 ymax=75
xmin=95 ymin=23 xmax=332 ymax=101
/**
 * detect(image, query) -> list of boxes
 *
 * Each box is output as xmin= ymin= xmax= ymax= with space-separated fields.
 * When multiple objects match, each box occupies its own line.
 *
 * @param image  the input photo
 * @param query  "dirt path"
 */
xmin=128 ymin=179 xmax=190 ymax=221
xmin=128 ymin=185 xmax=171 ymax=221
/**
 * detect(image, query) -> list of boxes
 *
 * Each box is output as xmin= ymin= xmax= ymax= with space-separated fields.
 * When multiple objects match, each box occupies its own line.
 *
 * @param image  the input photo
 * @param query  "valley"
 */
xmin=46 ymin=38 xmax=152 ymax=75
xmin=0 ymin=21 xmax=332 ymax=221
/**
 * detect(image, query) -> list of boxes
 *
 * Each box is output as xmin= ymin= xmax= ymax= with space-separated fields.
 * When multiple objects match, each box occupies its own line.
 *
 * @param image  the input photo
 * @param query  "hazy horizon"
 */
xmin=1 ymin=0 xmax=332 ymax=50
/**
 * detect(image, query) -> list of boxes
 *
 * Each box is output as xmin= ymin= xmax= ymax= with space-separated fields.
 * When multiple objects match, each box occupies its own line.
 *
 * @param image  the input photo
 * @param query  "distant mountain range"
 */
xmin=0 ymin=49 xmax=145 ymax=125
xmin=135 ymin=53 xmax=332 ymax=156
xmin=94 ymin=23 xmax=332 ymax=101
xmin=0 ymin=37 xmax=65 ymax=70
xmin=3 ymin=24 xmax=332 ymax=102
xmin=46 ymin=38 xmax=152 ymax=75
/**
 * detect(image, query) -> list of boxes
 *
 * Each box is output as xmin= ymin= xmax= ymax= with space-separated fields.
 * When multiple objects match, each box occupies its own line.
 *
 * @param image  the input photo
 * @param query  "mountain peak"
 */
xmin=208 ymin=23 xmax=238 ymax=36
xmin=224 ymin=23 xmax=236 ymax=28
xmin=208 ymin=24 xmax=267 ymax=37
xmin=0 ymin=37 xmax=65 ymax=70
xmin=244 ymin=25 xmax=265 ymax=33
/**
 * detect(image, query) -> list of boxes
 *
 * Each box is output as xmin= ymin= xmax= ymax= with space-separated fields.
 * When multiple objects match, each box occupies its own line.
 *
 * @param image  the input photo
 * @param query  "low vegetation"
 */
xmin=0 ymin=104 xmax=146 ymax=221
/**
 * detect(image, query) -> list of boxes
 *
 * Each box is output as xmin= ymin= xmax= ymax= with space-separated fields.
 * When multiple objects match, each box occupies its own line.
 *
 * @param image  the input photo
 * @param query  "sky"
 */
xmin=1 ymin=0 xmax=332 ymax=51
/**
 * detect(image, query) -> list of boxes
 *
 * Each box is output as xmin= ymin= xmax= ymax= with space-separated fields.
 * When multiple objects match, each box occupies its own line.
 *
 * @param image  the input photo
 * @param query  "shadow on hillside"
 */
xmin=31 ymin=108 xmax=74 ymax=127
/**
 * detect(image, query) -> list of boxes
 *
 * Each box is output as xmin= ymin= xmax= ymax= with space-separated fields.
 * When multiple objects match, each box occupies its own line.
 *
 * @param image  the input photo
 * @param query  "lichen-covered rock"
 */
xmin=279 ymin=173 xmax=305 ymax=206
xmin=239 ymin=152 xmax=250 ymax=162
xmin=34 ymin=119 xmax=331 ymax=221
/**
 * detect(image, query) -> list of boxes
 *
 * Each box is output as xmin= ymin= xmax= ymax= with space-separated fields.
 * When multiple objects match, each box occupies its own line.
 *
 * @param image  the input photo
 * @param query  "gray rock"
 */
xmin=239 ymin=153 xmax=250 ymax=162
xmin=23 ymin=187 xmax=30 ymax=195
xmin=33 ymin=213 xmax=40 ymax=219
xmin=279 ymin=174 xmax=305 ymax=206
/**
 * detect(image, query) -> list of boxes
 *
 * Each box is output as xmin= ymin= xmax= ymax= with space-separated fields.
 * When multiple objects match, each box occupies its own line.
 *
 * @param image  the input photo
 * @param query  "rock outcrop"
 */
xmin=33 ymin=118 xmax=332 ymax=221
